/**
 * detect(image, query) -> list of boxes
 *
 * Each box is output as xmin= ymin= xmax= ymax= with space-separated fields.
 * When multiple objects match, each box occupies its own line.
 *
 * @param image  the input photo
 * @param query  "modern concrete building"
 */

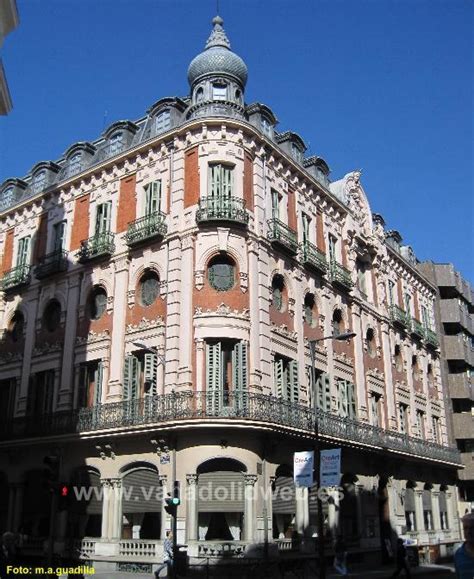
xmin=0 ymin=0 xmax=19 ymax=115
xmin=0 ymin=15 xmax=462 ymax=573
xmin=418 ymin=262 xmax=474 ymax=517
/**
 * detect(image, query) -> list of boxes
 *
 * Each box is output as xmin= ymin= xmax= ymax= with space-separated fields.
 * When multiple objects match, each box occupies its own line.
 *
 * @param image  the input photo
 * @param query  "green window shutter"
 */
xmin=289 ymin=360 xmax=299 ymax=403
xmin=271 ymin=189 xmax=279 ymax=219
xmin=53 ymin=222 xmax=66 ymax=251
xmin=77 ymin=365 xmax=88 ymax=408
xmin=123 ymin=355 xmax=140 ymax=400
xmin=94 ymin=362 xmax=104 ymax=406
xmin=315 ymin=372 xmax=331 ymax=412
xmin=95 ymin=202 xmax=112 ymax=235
xmin=232 ymin=342 xmax=248 ymax=394
xmin=17 ymin=237 xmax=31 ymax=266
xmin=274 ymin=358 xmax=285 ymax=399
xmin=145 ymin=181 xmax=161 ymax=215
xmin=302 ymin=214 xmax=310 ymax=244
xmin=348 ymin=382 xmax=356 ymax=419
xmin=144 ymin=352 xmax=158 ymax=396
xmin=222 ymin=166 xmax=232 ymax=198
xmin=209 ymin=165 xmax=219 ymax=198
xmin=206 ymin=342 xmax=222 ymax=413
xmin=337 ymin=379 xmax=348 ymax=417
xmin=44 ymin=370 xmax=55 ymax=414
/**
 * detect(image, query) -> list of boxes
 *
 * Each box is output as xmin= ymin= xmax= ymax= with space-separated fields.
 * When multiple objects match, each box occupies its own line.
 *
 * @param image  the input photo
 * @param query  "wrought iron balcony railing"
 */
xmin=389 ymin=304 xmax=411 ymax=329
xmin=424 ymin=328 xmax=439 ymax=348
xmin=1 ymin=392 xmax=461 ymax=466
xmin=196 ymin=196 xmax=249 ymax=227
xmin=300 ymin=241 xmax=328 ymax=274
xmin=329 ymin=260 xmax=353 ymax=290
xmin=77 ymin=232 xmax=115 ymax=262
xmin=267 ymin=219 xmax=298 ymax=254
xmin=35 ymin=250 xmax=69 ymax=279
xmin=410 ymin=318 xmax=424 ymax=339
xmin=0 ymin=264 xmax=31 ymax=291
xmin=125 ymin=211 xmax=167 ymax=246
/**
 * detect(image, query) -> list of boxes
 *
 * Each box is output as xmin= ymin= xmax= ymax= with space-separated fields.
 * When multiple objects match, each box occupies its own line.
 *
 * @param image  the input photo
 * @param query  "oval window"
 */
xmin=43 ymin=300 xmax=61 ymax=332
xmin=140 ymin=271 xmax=160 ymax=306
xmin=208 ymin=255 xmax=235 ymax=291
xmin=89 ymin=287 xmax=107 ymax=320
xmin=271 ymin=274 xmax=285 ymax=311
xmin=9 ymin=310 xmax=24 ymax=342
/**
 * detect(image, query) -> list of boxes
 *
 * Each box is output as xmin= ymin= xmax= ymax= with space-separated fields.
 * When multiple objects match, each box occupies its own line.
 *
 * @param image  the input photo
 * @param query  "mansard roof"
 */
xmin=275 ymin=130 xmax=307 ymax=152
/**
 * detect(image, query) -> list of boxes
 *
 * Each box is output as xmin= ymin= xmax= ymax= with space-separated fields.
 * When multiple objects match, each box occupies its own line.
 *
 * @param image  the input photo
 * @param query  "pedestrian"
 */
xmin=334 ymin=535 xmax=348 ymax=575
xmin=390 ymin=538 xmax=411 ymax=578
xmin=155 ymin=530 xmax=173 ymax=578
xmin=0 ymin=532 xmax=20 ymax=579
xmin=454 ymin=512 xmax=474 ymax=579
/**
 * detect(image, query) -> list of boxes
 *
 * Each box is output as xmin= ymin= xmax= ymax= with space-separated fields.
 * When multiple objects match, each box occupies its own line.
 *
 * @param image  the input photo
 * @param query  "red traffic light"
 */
xmin=60 ymin=485 xmax=69 ymax=497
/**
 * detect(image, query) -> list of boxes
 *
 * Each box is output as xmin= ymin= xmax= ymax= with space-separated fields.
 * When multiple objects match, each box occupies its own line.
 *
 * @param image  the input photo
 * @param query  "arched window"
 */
xmin=155 ymin=110 xmax=171 ymax=134
xmin=271 ymin=274 xmax=285 ymax=311
xmin=8 ymin=310 xmax=24 ymax=342
xmin=32 ymin=171 xmax=46 ymax=194
xmin=412 ymin=355 xmax=419 ymax=381
xmin=332 ymin=309 xmax=343 ymax=337
xmin=366 ymin=328 xmax=376 ymax=358
xmin=0 ymin=187 xmax=14 ymax=210
xmin=109 ymin=132 xmax=123 ymax=155
xmin=43 ymin=300 xmax=61 ymax=332
xmin=208 ymin=254 xmax=235 ymax=292
xmin=139 ymin=270 xmax=160 ymax=306
xmin=196 ymin=87 xmax=204 ymax=103
xmin=69 ymin=153 xmax=82 ymax=175
xmin=88 ymin=287 xmax=107 ymax=320
xmin=394 ymin=344 xmax=403 ymax=372
xmin=304 ymin=293 xmax=316 ymax=326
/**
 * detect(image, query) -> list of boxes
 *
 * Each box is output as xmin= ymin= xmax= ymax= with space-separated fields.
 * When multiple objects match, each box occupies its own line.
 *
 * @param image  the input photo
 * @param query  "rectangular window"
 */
xmin=0 ymin=378 xmax=16 ymax=424
xmin=53 ymin=221 xmax=66 ymax=252
xmin=212 ymin=84 xmax=227 ymax=100
xmin=336 ymin=379 xmax=356 ymax=419
xmin=415 ymin=409 xmax=425 ymax=439
xmin=28 ymin=370 xmax=55 ymax=416
xmin=421 ymin=305 xmax=431 ymax=330
xmin=109 ymin=132 xmax=123 ymax=156
xmin=302 ymin=213 xmax=311 ymax=244
xmin=404 ymin=293 xmax=412 ymax=315
xmin=206 ymin=341 xmax=248 ymax=412
xmin=328 ymin=235 xmax=337 ymax=262
xmin=144 ymin=180 xmax=162 ymax=215
xmin=69 ymin=153 xmax=82 ymax=175
xmin=356 ymin=259 xmax=367 ymax=296
xmin=95 ymin=201 xmax=112 ymax=236
xmin=309 ymin=368 xmax=331 ymax=412
xmin=271 ymin=189 xmax=281 ymax=220
xmin=273 ymin=355 xmax=299 ymax=403
xmin=78 ymin=361 xmax=103 ymax=408
xmin=399 ymin=403 xmax=409 ymax=434
xmin=155 ymin=110 xmax=171 ymax=134
xmin=16 ymin=236 xmax=31 ymax=267
xmin=123 ymin=352 xmax=159 ymax=402
xmin=388 ymin=280 xmax=395 ymax=306
xmin=261 ymin=117 xmax=272 ymax=137
xmin=432 ymin=416 xmax=440 ymax=443
xmin=370 ymin=393 xmax=381 ymax=427
xmin=209 ymin=164 xmax=233 ymax=199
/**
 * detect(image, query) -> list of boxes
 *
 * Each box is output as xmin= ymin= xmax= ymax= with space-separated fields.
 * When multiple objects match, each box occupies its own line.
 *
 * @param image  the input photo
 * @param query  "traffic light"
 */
xmin=164 ymin=494 xmax=180 ymax=516
xmin=43 ymin=455 xmax=60 ymax=493
xmin=58 ymin=483 xmax=70 ymax=510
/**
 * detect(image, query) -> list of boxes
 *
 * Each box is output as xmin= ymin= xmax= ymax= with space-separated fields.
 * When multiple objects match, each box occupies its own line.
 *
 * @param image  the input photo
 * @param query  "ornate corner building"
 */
xmin=0 ymin=15 xmax=463 ymax=572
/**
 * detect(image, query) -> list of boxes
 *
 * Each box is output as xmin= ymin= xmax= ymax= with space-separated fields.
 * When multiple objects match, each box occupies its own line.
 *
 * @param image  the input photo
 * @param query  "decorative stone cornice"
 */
xmin=271 ymin=323 xmax=297 ymax=341
xmin=32 ymin=341 xmax=62 ymax=356
xmin=76 ymin=329 xmax=111 ymax=345
xmin=126 ymin=317 xmax=165 ymax=333
xmin=194 ymin=303 xmax=250 ymax=320
xmin=0 ymin=351 xmax=23 ymax=364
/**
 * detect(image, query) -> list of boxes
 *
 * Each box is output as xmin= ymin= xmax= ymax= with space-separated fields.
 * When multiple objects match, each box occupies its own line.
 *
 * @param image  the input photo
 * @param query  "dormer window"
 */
xmin=69 ymin=153 xmax=82 ymax=176
xmin=291 ymin=143 xmax=302 ymax=163
xmin=109 ymin=132 xmax=124 ymax=156
xmin=0 ymin=186 xmax=14 ymax=210
xmin=32 ymin=171 xmax=46 ymax=194
xmin=155 ymin=110 xmax=171 ymax=134
xmin=212 ymin=83 xmax=227 ymax=101
xmin=261 ymin=117 xmax=272 ymax=137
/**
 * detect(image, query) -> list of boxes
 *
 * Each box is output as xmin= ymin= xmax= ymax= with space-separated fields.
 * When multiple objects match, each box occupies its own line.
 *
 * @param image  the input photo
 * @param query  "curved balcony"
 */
xmin=390 ymin=304 xmax=410 ymax=329
xmin=126 ymin=211 xmax=167 ymax=246
xmin=267 ymin=219 xmax=298 ymax=254
xmin=410 ymin=318 xmax=424 ymax=339
xmin=424 ymin=328 xmax=439 ymax=348
xmin=196 ymin=196 xmax=249 ymax=227
xmin=0 ymin=264 xmax=31 ymax=291
xmin=300 ymin=241 xmax=327 ymax=274
xmin=77 ymin=232 xmax=115 ymax=262
xmin=329 ymin=260 xmax=353 ymax=290
xmin=1 ymin=392 xmax=461 ymax=466
xmin=35 ymin=250 xmax=69 ymax=279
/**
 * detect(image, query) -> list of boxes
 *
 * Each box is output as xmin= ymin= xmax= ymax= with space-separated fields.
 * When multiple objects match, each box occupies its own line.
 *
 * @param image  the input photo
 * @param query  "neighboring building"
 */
xmin=419 ymin=262 xmax=474 ymax=516
xmin=0 ymin=0 xmax=19 ymax=114
xmin=0 ymin=15 xmax=462 ymax=572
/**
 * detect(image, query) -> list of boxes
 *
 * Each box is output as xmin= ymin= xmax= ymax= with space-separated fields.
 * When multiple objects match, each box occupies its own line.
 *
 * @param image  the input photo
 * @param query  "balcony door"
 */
xmin=144 ymin=181 xmax=161 ymax=216
xmin=94 ymin=202 xmax=111 ymax=236
xmin=206 ymin=341 xmax=248 ymax=414
xmin=17 ymin=236 xmax=31 ymax=267
xmin=208 ymin=164 xmax=233 ymax=214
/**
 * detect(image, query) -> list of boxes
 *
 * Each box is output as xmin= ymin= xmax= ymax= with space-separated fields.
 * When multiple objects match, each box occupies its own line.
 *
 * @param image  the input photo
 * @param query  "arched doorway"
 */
xmin=69 ymin=468 xmax=102 ymax=539
xmin=121 ymin=463 xmax=161 ymax=539
xmin=197 ymin=458 xmax=245 ymax=541
xmin=272 ymin=464 xmax=296 ymax=539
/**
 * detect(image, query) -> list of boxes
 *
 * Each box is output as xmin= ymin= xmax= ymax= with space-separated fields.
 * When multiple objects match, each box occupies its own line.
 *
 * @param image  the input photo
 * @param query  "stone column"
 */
xmin=12 ymin=483 xmax=24 ymax=532
xmin=177 ymin=234 xmax=194 ymax=389
xmin=446 ymin=490 xmax=455 ymax=533
xmin=186 ymin=474 xmax=198 ymax=542
xmin=244 ymin=475 xmax=257 ymax=542
xmin=101 ymin=479 xmax=112 ymax=539
xmin=7 ymin=484 xmax=16 ymax=530
xmin=381 ymin=322 xmax=396 ymax=429
xmin=195 ymin=339 xmax=205 ymax=393
xmin=248 ymin=240 xmax=261 ymax=390
xmin=160 ymin=475 xmax=168 ymax=539
xmin=107 ymin=257 xmax=130 ymax=401
xmin=17 ymin=296 xmax=38 ymax=415
xmin=57 ymin=273 xmax=81 ymax=410
xmin=295 ymin=486 xmax=309 ymax=535
xmin=431 ymin=490 xmax=441 ymax=531
xmin=414 ymin=489 xmax=424 ymax=533
xmin=352 ymin=306 xmax=368 ymax=421
xmin=111 ymin=478 xmax=123 ymax=539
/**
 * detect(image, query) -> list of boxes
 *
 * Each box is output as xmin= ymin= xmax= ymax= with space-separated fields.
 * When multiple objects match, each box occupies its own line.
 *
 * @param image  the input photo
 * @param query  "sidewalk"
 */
xmin=326 ymin=563 xmax=456 ymax=579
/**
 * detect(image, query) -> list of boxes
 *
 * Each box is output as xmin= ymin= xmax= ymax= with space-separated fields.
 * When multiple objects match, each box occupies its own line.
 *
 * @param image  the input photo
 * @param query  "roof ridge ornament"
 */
xmin=205 ymin=15 xmax=231 ymax=50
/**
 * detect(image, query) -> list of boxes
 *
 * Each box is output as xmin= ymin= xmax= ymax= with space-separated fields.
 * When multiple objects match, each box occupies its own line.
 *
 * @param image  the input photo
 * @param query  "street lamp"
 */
xmin=309 ymin=331 xmax=356 ymax=579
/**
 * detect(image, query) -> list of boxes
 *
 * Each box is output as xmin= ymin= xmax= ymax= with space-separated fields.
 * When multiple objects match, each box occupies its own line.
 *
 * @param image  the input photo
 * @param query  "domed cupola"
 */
xmin=187 ymin=16 xmax=248 ymax=120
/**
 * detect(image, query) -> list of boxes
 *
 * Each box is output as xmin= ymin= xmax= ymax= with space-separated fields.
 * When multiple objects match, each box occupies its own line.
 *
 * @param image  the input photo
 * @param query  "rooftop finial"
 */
xmin=205 ymin=15 xmax=231 ymax=49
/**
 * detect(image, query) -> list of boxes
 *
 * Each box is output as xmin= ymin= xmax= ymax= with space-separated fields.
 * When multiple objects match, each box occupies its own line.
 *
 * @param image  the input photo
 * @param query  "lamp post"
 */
xmin=309 ymin=331 xmax=356 ymax=579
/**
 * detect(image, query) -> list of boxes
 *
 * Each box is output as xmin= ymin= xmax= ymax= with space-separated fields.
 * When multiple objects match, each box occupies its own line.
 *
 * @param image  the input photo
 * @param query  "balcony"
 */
xmin=126 ymin=211 xmax=167 ymax=246
xmin=267 ymin=219 xmax=298 ymax=254
xmin=424 ymin=328 xmax=439 ymax=349
xmin=0 ymin=392 xmax=461 ymax=466
xmin=196 ymin=196 xmax=249 ymax=227
xmin=77 ymin=232 xmax=115 ymax=262
xmin=410 ymin=318 xmax=425 ymax=339
xmin=440 ymin=299 xmax=474 ymax=334
xmin=458 ymin=452 xmax=474 ymax=480
xmin=389 ymin=304 xmax=411 ymax=329
xmin=300 ymin=241 xmax=327 ymax=274
xmin=35 ymin=250 xmax=69 ymax=279
xmin=448 ymin=373 xmax=473 ymax=400
xmin=452 ymin=412 xmax=474 ymax=441
xmin=0 ymin=264 xmax=31 ymax=291
xmin=329 ymin=261 xmax=353 ymax=290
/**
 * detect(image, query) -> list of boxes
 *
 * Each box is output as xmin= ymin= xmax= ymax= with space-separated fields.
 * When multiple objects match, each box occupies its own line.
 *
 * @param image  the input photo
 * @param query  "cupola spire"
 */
xmin=205 ymin=15 xmax=231 ymax=50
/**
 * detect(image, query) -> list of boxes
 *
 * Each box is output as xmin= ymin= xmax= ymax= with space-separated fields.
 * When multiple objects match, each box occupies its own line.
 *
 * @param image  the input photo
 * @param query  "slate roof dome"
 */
xmin=187 ymin=16 xmax=248 ymax=88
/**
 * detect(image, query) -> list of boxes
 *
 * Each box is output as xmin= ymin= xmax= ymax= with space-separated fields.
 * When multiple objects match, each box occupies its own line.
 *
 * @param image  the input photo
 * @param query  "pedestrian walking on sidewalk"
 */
xmin=390 ymin=538 xmax=411 ymax=578
xmin=454 ymin=512 xmax=474 ymax=579
xmin=334 ymin=536 xmax=348 ymax=576
xmin=155 ymin=531 xmax=173 ymax=578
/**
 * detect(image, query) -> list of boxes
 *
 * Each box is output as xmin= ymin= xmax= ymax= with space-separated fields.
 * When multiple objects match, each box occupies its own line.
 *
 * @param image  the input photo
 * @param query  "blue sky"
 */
xmin=1 ymin=0 xmax=472 ymax=282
